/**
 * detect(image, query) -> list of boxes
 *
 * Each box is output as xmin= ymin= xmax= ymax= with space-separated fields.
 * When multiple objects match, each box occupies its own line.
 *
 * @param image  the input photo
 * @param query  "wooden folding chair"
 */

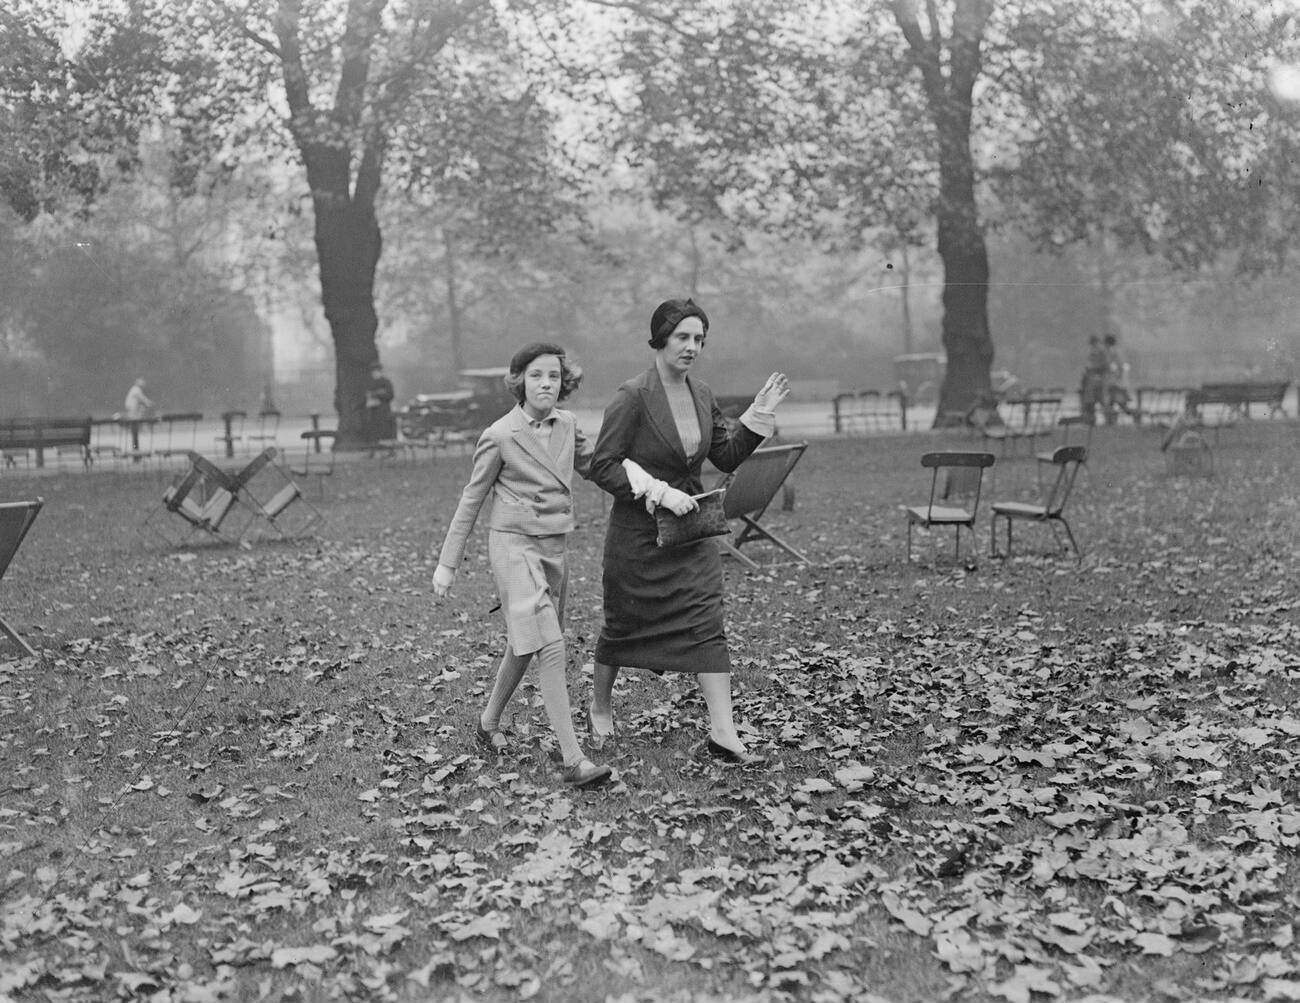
xmin=990 ymin=445 xmax=1086 ymax=560
xmin=140 ymin=449 xmax=276 ymax=547
xmin=140 ymin=455 xmax=243 ymax=546
xmin=237 ymin=447 xmax=323 ymax=540
xmin=0 ymin=499 xmax=44 ymax=657
xmin=906 ymin=451 xmax=995 ymax=563
xmin=716 ymin=442 xmax=811 ymax=570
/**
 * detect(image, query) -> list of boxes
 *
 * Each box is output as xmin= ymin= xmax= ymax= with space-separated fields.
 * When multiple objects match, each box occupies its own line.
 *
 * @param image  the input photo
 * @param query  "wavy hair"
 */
xmin=503 ymin=342 xmax=583 ymax=404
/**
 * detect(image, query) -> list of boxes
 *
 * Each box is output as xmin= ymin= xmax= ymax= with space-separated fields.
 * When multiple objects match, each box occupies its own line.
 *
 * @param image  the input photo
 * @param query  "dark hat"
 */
xmin=649 ymin=298 xmax=709 ymax=349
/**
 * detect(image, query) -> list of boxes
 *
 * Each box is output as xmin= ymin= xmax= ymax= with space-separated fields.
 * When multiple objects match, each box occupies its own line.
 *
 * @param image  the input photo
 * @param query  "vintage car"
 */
xmin=398 ymin=367 xmax=514 ymax=440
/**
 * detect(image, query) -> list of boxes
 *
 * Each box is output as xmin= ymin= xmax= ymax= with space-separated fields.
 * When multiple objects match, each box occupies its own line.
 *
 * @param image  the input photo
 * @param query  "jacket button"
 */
xmin=534 ymin=494 xmax=542 ymax=502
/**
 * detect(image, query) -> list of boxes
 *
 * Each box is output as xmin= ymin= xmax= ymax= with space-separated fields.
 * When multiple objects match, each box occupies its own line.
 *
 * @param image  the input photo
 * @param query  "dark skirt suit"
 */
xmin=589 ymin=366 xmax=764 ymax=674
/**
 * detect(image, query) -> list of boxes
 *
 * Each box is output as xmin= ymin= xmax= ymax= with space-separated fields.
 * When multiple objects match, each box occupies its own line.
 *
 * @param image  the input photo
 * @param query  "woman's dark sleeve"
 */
xmin=705 ymin=397 xmax=764 ymax=474
xmin=588 ymin=386 xmax=639 ymax=501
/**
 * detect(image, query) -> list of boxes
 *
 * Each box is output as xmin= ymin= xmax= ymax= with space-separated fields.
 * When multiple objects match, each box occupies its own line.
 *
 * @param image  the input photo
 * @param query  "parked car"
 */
xmin=398 ymin=367 xmax=514 ymax=440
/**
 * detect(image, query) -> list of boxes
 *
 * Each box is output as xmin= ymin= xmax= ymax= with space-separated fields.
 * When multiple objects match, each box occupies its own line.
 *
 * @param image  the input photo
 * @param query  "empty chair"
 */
xmin=1035 ymin=414 xmax=1093 ymax=491
xmin=140 ymin=449 xmax=277 ymax=547
xmin=215 ymin=410 xmax=247 ymax=458
xmin=0 ymin=499 xmax=43 ymax=657
xmin=990 ymin=445 xmax=1087 ymax=560
xmin=716 ymin=442 xmax=811 ymax=570
xmin=237 ymin=447 xmax=322 ymax=539
xmin=141 ymin=458 xmax=242 ymax=546
xmin=906 ymin=451 xmax=995 ymax=563
xmin=248 ymin=408 xmax=282 ymax=448
xmin=289 ymin=429 xmax=337 ymax=496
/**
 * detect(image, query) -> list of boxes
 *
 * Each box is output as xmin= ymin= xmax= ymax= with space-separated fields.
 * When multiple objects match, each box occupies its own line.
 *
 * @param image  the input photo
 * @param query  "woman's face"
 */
xmin=522 ymin=353 xmax=563 ymax=419
xmin=658 ymin=317 xmax=706 ymax=377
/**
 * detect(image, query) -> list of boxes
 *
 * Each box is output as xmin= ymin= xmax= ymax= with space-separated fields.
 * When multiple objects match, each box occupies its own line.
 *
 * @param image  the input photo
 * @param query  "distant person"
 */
xmin=122 ymin=377 xmax=155 ymax=457
xmin=1102 ymin=333 xmax=1132 ymax=424
xmin=364 ymin=363 xmax=395 ymax=442
xmin=1079 ymin=336 xmax=1108 ymax=425
xmin=432 ymin=342 xmax=611 ymax=789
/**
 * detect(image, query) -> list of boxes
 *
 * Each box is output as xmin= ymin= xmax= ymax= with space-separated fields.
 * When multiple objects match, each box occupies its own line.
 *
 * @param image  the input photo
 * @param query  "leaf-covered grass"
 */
xmin=3 ymin=422 xmax=1299 ymax=1002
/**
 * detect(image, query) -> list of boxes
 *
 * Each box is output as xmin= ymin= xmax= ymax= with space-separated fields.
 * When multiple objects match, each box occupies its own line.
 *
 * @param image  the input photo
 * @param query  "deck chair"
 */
xmin=237 ymin=447 xmax=322 ymax=540
xmin=990 ymin=445 xmax=1086 ymax=560
xmin=0 ymin=499 xmax=43 ymax=657
xmin=906 ymin=451 xmax=995 ymax=563
xmin=140 ymin=456 xmax=243 ymax=546
xmin=716 ymin=442 xmax=811 ymax=570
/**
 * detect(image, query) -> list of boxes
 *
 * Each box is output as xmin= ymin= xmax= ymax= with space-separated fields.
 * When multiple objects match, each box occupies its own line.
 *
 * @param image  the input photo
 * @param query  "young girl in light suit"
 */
xmin=433 ymin=343 xmax=611 ymax=789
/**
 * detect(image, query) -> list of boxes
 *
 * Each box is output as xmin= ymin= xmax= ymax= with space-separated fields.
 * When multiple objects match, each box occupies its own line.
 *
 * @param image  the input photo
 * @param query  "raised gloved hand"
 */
xmin=658 ymin=486 xmax=698 ymax=516
xmin=752 ymin=372 xmax=791 ymax=412
xmin=433 ymin=564 xmax=456 ymax=598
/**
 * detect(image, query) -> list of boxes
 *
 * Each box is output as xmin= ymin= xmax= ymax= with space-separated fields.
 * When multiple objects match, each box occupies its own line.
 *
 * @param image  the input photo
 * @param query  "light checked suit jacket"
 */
xmin=437 ymin=405 xmax=593 ymax=570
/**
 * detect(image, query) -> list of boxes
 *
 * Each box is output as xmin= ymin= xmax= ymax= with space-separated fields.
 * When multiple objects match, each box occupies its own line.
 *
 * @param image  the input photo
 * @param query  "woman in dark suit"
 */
xmin=587 ymin=298 xmax=789 ymax=765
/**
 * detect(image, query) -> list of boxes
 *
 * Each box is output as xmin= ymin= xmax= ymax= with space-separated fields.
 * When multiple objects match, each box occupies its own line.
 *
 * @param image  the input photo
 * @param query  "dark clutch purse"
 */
xmin=654 ymin=489 xmax=729 ymax=548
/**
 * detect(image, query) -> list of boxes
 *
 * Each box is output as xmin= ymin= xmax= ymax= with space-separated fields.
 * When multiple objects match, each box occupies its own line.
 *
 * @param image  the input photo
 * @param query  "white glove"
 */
xmin=659 ymin=487 xmax=698 ymax=516
xmin=752 ymin=372 xmax=791 ymax=412
xmin=433 ymin=564 xmax=456 ymax=598
xmin=621 ymin=458 xmax=657 ymax=499
xmin=623 ymin=458 xmax=675 ymax=514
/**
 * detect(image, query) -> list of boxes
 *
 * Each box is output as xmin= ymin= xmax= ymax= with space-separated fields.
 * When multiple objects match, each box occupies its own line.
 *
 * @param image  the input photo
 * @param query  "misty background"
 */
xmin=2 ymin=1 xmax=1297 ymax=422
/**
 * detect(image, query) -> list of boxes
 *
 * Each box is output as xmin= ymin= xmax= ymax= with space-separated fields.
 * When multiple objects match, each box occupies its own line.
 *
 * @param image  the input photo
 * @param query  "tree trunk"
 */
xmin=313 ymin=185 xmax=382 ymax=450
xmin=933 ymin=130 xmax=993 ymax=426
xmin=899 ymin=243 xmax=914 ymax=355
xmin=891 ymin=0 xmax=995 ymax=428
xmin=442 ymin=225 xmax=465 ymax=375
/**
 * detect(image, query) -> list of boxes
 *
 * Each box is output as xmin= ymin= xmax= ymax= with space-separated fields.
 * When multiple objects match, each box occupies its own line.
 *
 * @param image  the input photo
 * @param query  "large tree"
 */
xmin=2 ymin=0 xmax=587 ymax=447
xmin=606 ymin=0 xmax=1300 ymax=423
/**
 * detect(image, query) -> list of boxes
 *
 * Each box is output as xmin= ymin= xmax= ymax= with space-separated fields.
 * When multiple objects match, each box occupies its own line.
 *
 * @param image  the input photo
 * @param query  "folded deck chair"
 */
xmin=0 ymin=499 xmax=44 ymax=657
xmin=235 ymin=447 xmax=322 ymax=540
xmin=140 ymin=457 xmax=242 ymax=546
xmin=140 ymin=448 xmax=274 ymax=547
xmin=717 ymin=442 xmax=811 ymax=570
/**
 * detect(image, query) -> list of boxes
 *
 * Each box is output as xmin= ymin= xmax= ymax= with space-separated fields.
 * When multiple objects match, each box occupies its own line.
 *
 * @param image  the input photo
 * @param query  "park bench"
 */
xmin=1134 ymin=386 xmax=1194 ymax=427
xmin=0 ymin=417 xmax=92 ymax=469
xmin=1188 ymin=381 xmax=1289 ymax=422
xmin=831 ymin=390 xmax=909 ymax=434
xmin=1180 ymin=380 xmax=1289 ymax=445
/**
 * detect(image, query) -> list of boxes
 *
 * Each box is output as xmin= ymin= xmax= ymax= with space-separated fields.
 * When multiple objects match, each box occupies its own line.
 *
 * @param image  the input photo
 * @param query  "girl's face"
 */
xmin=658 ymin=317 xmax=706 ymax=377
xmin=521 ymin=353 xmax=563 ymax=420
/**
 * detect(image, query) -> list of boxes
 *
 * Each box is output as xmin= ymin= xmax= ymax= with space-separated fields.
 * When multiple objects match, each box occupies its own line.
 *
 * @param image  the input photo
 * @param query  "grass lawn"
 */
xmin=2 ymin=421 xmax=1299 ymax=1003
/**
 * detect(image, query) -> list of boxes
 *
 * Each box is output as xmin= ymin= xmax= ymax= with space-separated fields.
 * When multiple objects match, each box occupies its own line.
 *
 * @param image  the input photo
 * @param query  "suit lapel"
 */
xmin=639 ymin=365 xmax=687 ymax=460
xmin=508 ymin=408 xmax=567 ymax=485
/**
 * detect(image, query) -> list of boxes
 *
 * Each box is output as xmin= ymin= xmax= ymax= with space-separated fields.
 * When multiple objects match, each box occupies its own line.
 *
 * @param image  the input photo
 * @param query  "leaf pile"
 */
xmin=2 ymin=425 xmax=1298 ymax=1001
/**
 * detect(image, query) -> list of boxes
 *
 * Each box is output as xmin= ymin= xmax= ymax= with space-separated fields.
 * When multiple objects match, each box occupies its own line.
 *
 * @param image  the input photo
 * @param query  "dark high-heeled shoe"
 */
xmin=701 ymin=737 xmax=766 ymax=768
xmin=475 ymin=719 xmax=508 ymax=755
xmin=562 ymin=759 xmax=612 ymax=789
xmin=586 ymin=708 xmax=615 ymax=751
